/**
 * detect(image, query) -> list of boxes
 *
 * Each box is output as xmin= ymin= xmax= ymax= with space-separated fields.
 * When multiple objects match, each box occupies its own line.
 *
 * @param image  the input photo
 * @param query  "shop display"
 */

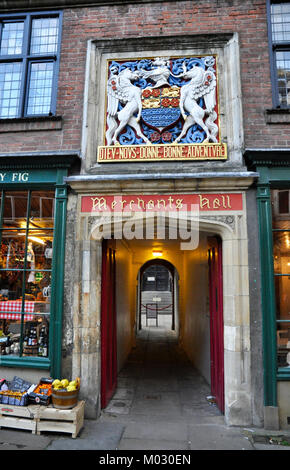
xmin=51 ymin=377 xmax=80 ymax=409
xmin=0 ymin=190 xmax=54 ymax=359
xmin=0 ymin=375 xmax=81 ymax=408
xmin=0 ymin=321 xmax=49 ymax=357
xmin=0 ymin=375 xmax=84 ymax=438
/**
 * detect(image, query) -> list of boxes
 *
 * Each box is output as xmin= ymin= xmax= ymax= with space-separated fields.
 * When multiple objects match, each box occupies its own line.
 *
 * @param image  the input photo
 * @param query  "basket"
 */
xmin=51 ymin=378 xmax=80 ymax=409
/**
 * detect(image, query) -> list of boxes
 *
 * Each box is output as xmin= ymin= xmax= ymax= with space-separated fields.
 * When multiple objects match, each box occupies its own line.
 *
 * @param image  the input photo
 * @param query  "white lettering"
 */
xmin=99 ymin=455 xmax=134 ymax=467
xmin=11 ymin=172 xmax=29 ymax=182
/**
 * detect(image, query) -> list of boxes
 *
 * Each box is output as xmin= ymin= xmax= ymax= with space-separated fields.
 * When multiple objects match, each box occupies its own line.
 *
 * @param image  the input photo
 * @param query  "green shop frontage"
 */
xmin=0 ymin=153 xmax=79 ymax=383
xmin=246 ymin=150 xmax=290 ymax=430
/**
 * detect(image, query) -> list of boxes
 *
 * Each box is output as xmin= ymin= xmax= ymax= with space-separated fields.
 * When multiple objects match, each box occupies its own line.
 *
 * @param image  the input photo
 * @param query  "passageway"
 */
xmin=104 ymin=325 xmax=222 ymax=422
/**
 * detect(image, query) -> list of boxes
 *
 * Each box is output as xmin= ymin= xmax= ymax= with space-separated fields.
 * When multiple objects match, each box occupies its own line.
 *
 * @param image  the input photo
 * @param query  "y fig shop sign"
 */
xmin=81 ymin=194 xmax=243 ymax=213
xmin=0 ymin=170 xmax=59 ymax=184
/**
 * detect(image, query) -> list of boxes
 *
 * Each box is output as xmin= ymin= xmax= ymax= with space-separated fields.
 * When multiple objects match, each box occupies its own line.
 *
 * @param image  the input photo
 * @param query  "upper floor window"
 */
xmin=268 ymin=1 xmax=290 ymax=107
xmin=0 ymin=12 xmax=62 ymax=119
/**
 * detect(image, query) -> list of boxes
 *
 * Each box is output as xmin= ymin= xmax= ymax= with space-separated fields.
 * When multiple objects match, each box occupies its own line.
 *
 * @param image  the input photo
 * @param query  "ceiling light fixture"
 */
xmin=152 ymin=250 xmax=163 ymax=257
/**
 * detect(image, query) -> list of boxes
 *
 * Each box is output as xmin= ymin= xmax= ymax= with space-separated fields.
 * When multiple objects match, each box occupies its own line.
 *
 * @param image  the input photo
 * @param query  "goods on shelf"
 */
xmin=0 ymin=322 xmax=49 ymax=357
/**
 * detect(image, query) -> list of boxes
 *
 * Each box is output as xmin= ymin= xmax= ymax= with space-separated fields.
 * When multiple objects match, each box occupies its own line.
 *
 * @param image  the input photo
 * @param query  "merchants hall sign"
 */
xmin=98 ymin=55 xmax=227 ymax=163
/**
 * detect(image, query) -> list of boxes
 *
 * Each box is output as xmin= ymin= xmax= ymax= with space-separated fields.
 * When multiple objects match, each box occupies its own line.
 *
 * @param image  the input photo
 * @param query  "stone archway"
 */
xmin=71 ymin=212 xmax=252 ymax=426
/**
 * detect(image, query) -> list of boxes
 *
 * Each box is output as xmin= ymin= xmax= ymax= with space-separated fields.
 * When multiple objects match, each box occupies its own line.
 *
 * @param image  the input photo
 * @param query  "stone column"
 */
xmin=222 ymin=213 xmax=252 ymax=426
xmin=72 ymin=238 xmax=102 ymax=418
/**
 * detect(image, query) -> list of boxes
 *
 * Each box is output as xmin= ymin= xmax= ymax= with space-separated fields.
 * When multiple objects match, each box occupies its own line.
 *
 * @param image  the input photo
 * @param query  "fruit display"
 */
xmin=52 ymin=377 xmax=80 ymax=392
xmin=51 ymin=377 xmax=80 ymax=409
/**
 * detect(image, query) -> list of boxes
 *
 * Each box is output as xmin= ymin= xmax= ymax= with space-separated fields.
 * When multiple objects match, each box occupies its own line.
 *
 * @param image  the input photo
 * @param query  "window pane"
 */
xmin=0 ymin=21 xmax=24 ymax=55
xmin=277 ymin=323 xmax=290 ymax=367
xmin=24 ymin=269 xmax=51 ymax=314
xmin=0 ymin=230 xmax=26 ymax=271
xmin=3 ymin=191 xmax=28 ymax=228
xmin=271 ymin=2 xmax=290 ymax=42
xmin=26 ymin=62 xmax=54 ymax=115
xmin=275 ymin=51 xmax=290 ymax=107
xmin=22 ymin=318 xmax=49 ymax=357
xmin=30 ymin=191 xmax=55 ymax=227
xmin=279 ymin=190 xmax=289 ymax=213
xmin=0 ymin=62 xmax=22 ymax=118
xmin=30 ymin=17 xmax=59 ymax=55
xmin=26 ymin=230 xmax=53 ymax=271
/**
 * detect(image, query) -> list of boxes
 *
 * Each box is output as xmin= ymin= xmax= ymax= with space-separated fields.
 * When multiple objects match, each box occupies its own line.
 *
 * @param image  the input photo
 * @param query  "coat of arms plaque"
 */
xmin=98 ymin=55 xmax=227 ymax=162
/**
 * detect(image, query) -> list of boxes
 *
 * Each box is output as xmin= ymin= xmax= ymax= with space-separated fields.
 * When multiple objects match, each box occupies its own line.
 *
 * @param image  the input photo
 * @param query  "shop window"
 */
xmin=0 ymin=190 xmax=54 ymax=358
xmin=272 ymin=189 xmax=290 ymax=369
xmin=0 ymin=11 xmax=61 ymax=119
xmin=268 ymin=1 xmax=290 ymax=107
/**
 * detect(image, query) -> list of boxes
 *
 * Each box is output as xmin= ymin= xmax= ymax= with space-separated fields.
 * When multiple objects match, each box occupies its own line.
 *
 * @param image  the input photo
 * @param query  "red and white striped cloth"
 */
xmin=0 ymin=301 xmax=35 ymax=320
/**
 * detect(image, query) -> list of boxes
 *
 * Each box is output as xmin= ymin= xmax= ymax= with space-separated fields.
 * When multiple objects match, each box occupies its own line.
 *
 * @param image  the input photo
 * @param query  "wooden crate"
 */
xmin=36 ymin=400 xmax=85 ymax=438
xmin=0 ymin=403 xmax=39 ymax=433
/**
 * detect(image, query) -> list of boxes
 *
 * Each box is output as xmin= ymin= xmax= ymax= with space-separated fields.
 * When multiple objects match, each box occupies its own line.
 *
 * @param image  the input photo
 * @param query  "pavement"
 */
xmin=1 ymin=325 xmax=290 ymax=457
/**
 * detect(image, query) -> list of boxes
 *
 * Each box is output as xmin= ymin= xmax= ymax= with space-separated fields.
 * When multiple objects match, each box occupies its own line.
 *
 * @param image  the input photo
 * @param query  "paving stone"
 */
xmin=122 ymin=421 xmax=188 ymax=441
xmin=187 ymin=424 xmax=253 ymax=450
xmin=118 ymin=438 xmax=189 ymax=450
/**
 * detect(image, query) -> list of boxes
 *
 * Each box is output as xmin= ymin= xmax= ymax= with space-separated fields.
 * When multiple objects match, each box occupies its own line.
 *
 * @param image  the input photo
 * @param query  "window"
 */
xmin=272 ymin=190 xmax=290 ymax=369
xmin=0 ymin=12 xmax=62 ymax=119
xmin=273 ymin=189 xmax=290 ymax=216
xmin=0 ymin=190 xmax=55 ymax=359
xmin=268 ymin=1 xmax=290 ymax=107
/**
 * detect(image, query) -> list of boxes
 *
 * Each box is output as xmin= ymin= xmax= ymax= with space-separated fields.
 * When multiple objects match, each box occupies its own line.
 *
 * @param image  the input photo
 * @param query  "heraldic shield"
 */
xmin=105 ymin=56 xmax=219 ymax=146
xmin=141 ymin=86 xmax=181 ymax=140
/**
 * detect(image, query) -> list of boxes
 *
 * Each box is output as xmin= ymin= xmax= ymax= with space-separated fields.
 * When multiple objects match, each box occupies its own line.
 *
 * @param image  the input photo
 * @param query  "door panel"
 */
xmin=208 ymin=237 xmax=224 ymax=413
xmin=101 ymin=240 xmax=117 ymax=409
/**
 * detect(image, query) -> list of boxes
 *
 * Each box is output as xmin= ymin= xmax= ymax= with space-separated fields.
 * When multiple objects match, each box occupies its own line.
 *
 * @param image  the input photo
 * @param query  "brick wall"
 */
xmin=0 ymin=0 xmax=288 ymax=154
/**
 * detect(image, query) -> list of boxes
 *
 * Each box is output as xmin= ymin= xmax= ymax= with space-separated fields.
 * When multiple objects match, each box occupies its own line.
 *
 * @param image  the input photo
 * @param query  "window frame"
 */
xmin=0 ymin=10 xmax=62 ymax=119
xmin=0 ymin=188 xmax=55 ymax=370
xmin=267 ymin=0 xmax=290 ymax=108
xmin=0 ymin=169 xmax=68 ymax=379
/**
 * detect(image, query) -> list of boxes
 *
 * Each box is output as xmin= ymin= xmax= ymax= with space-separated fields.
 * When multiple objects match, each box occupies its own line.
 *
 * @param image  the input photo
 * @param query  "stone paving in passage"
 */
xmin=101 ymin=325 xmax=250 ymax=450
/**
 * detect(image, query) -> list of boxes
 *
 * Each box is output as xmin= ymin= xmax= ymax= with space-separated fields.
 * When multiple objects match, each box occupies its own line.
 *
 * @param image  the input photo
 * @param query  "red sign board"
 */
xmin=81 ymin=193 xmax=243 ymax=213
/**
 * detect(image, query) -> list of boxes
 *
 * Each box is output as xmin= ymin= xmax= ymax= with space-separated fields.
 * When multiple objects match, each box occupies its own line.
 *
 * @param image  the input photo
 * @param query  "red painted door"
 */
xmin=101 ymin=240 xmax=117 ymax=409
xmin=208 ymin=237 xmax=224 ymax=413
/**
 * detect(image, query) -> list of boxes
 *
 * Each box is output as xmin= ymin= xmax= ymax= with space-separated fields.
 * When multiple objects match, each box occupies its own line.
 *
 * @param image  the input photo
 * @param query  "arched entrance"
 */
xmin=73 ymin=210 xmax=252 ymax=426
xmin=138 ymin=259 xmax=177 ymax=332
